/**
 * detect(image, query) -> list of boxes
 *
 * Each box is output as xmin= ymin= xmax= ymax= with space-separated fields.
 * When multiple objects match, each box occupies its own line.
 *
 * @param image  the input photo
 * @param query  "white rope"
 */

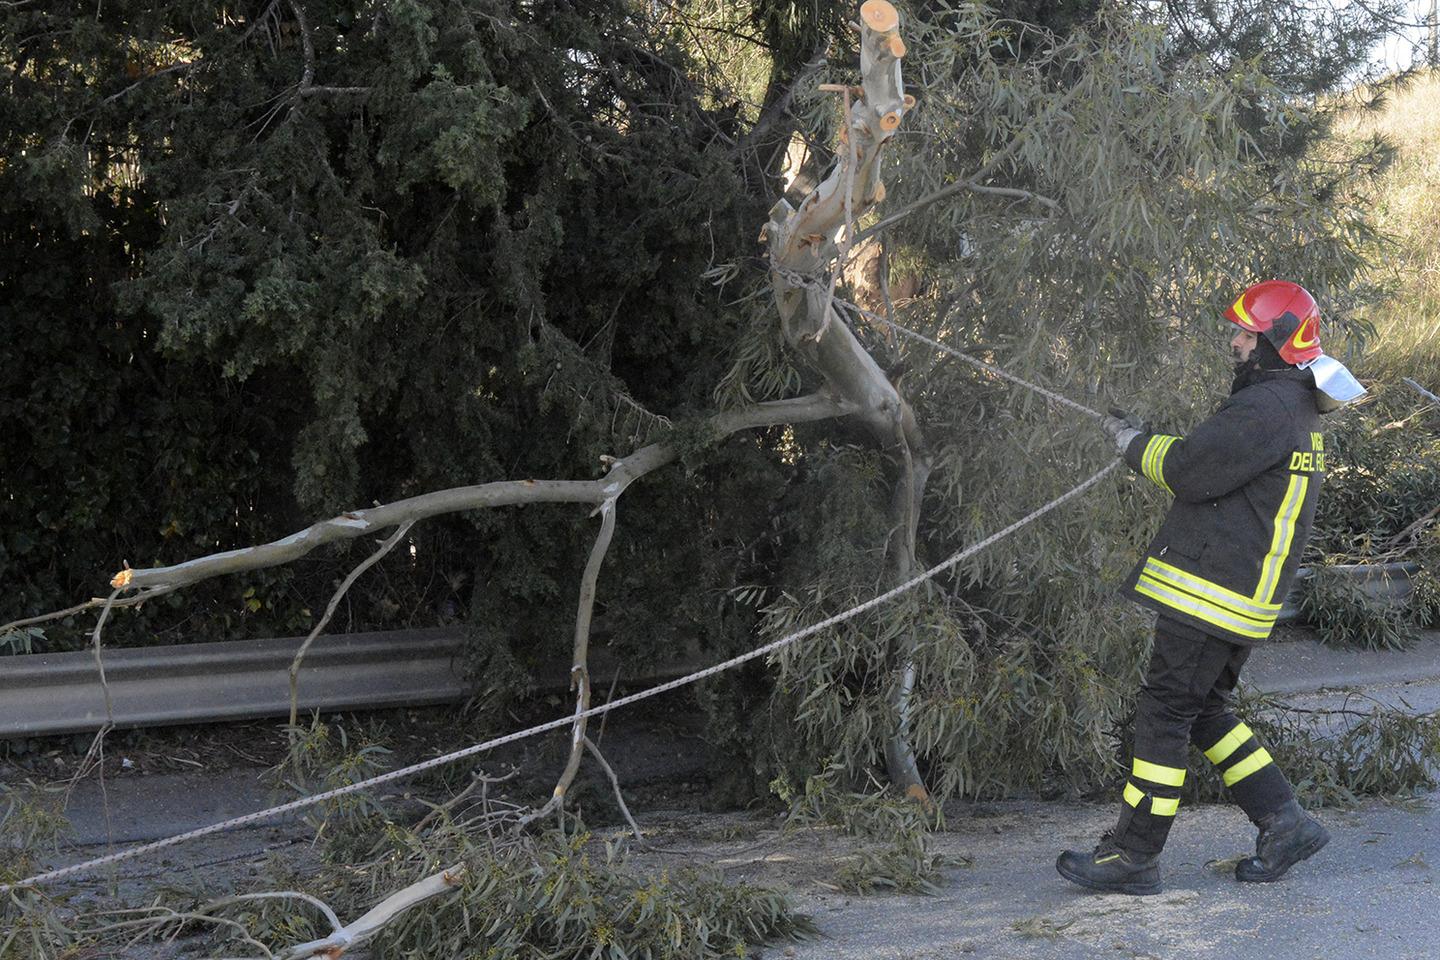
xmin=773 ymin=262 xmax=1107 ymax=422
xmin=0 ymin=458 xmax=1120 ymax=894
xmin=860 ymin=305 xmax=1106 ymax=421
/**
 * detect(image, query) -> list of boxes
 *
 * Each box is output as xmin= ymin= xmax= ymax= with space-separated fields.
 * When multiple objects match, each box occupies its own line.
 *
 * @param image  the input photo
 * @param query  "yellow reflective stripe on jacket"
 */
xmin=1254 ymin=473 xmax=1309 ymax=604
xmin=1133 ymin=757 xmax=1186 ymax=787
xmin=1135 ymin=575 xmax=1274 ymax=639
xmin=1141 ymin=435 xmax=1179 ymax=494
xmin=1143 ymin=557 xmax=1283 ymax=620
xmin=1203 ymin=722 xmax=1254 ymax=765
xmin=1123 ymin=782 xmax=1180 ymax=816
xmin=1146 ymin=558 xmax=1284 ymax=633
xmin=1223 ymin=747 xmax=1274 ymax=786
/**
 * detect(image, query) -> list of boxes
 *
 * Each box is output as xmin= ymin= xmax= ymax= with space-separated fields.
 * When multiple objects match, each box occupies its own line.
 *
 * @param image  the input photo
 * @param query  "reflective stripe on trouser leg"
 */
xmin=1196 ymin=719 xmax=1295 ymax=824
xmin=1114 ymin=756 xmax=1186 ymax=855
xmin=1114 ymin=779 xmax=1181 ymax=856
xmin=1117 ymin=624 xmax=1250 ymax=856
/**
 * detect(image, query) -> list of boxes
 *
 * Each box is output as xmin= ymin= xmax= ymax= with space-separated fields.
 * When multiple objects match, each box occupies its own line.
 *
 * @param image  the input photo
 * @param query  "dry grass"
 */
xmin=1333 ymin=69 xmax=1440 ymax=379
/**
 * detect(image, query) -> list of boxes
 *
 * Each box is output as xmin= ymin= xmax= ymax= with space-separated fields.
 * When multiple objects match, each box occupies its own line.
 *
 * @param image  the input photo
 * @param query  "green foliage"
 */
xmin=273 ymin=715 xmax=395 ymax=861
xmin=1335 ymin=70 xmax=1440 ymax=385
xmin=776 ymin=763 xmax=949 ymax=894
xmin=197 ymin=820 xmax=812 ymax=959
xmin=375 ymin=830 xmax=810 ymax=959
xmin=716 ymin=0 xmax=1387 ymax=802
xmin=1311 ymin=389 xmax=1440 ymax=559
xmin=1293 ymin=69 xmax=1440 ymax=652
xmin=0 ymin=784 xmax=82 ymax=960
xmin=1298 ymin=386 xmax=1440 ymax=648
xmin=3 ymin=0 xmax=1417 ymax=817
xmin=2 ymin=0 xmax=775 ymax=662
xmin=0 ymin=627 xmax=42 ymax=656
xmin=1299 ymin=564 xmax=1418 ymax=650
xmin=1183 ymin=692 xmax=1440 ymax=808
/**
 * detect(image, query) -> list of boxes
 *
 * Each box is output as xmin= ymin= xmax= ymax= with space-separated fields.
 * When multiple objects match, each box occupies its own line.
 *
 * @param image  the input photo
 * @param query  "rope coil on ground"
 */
xmin=0 ymin=455 xmax=1120 ymax=894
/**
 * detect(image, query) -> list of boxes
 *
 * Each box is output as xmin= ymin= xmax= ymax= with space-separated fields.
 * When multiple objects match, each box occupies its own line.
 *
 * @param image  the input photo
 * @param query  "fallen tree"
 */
xmin=1 ymin=0 xmax=1412 ymax=952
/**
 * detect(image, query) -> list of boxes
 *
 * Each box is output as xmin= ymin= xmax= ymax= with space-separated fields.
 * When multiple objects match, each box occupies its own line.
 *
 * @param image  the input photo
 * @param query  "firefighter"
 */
xmin=1056 ymin=281 xmax=1366 ymax=895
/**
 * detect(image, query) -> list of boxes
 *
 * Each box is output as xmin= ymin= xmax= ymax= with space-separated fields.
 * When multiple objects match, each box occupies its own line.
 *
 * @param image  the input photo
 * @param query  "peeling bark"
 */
xmin=278 ymin=867 xmax=464 ymax=959
xmin=765 ymin=0 xmax=930 ymax=801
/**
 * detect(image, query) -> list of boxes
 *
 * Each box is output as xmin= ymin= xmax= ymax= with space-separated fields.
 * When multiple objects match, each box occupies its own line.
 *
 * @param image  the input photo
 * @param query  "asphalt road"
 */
xmin=784 ymin=794 xmax=1438 ymax=960
xmin=20 ymin=631 xmax=1440 ymax=958
xmin=43 ymin=772 xmax=1439 ymax=960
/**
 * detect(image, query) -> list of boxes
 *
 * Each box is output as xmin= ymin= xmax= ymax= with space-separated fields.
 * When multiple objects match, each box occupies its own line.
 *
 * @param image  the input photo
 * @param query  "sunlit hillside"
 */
xmin=1335 ymin=69 xmax=1440 ymax=379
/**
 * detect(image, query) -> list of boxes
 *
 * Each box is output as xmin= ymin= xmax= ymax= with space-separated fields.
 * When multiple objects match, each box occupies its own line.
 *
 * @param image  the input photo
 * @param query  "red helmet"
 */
xmin=1223 ymin=280 xmax=1323 ymax=365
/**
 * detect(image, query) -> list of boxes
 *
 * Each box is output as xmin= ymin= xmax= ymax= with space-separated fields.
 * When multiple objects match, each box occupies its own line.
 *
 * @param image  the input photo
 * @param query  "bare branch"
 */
xmin=288 ymin=520 xmax=416 ymax=728
xmin=91 ymin=588 xmax=122 ymax=724
xmin=297 ymin=85 xmax=372 ymax=97
xmin=287 ymin=0 xmax=315 ymax=92
xmin=85 ymin=906 xmax=275 ymax=958
xmin=77 ymin=394 xmax=850 ymax=596
xmin=0 ymin=585 xmax=178 ymax=639
xmin=279 ymin=865 xmax=465 ymax=959
xmin=101 ymin=60 xmax=197 ymax=106
xmin=585 ymin=735 xmax=643 ymax=841
xmin=853 ymin=178 xmax=1060 ymax=247
xmin=204 ymin=891 xmax=343 ymax=935
xmin=847 ymin=81 xmax=1086 ymax=250
xmin=522 ymin=497 xmax=619 ymax=827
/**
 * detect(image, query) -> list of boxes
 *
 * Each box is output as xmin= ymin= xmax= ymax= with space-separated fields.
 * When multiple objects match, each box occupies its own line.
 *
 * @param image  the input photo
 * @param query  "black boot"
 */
xmin=1056 ymin=834 xmax=1162 ymax=895
xmin=1235 ymin=801 xmax=1330 ymax=883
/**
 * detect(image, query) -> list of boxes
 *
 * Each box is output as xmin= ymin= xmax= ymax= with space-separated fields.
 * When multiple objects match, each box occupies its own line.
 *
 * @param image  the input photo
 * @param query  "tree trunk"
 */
xmin=765 ymin=0 xmax=930 ymax=801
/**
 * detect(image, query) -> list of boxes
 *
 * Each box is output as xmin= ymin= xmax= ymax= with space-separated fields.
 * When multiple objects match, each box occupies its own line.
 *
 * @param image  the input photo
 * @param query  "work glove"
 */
xmin=1101 ymin=406 xmax=1144 ymax=455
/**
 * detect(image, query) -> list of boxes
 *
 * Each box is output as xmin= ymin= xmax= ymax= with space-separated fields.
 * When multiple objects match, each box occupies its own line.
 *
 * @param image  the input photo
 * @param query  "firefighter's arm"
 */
xmin=1121 ymin=394 xmax=1291 ymax=502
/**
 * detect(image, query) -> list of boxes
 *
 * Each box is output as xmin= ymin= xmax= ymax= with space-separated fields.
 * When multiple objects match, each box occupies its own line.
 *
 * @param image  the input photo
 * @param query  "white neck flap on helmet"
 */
xmin=1297 ymin=353 xmax=1366 ymax=411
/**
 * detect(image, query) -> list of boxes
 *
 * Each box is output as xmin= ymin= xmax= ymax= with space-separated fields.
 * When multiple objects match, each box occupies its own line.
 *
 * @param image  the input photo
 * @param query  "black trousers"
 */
xmin=1114 ymin=620 xmax=1294 ymax=855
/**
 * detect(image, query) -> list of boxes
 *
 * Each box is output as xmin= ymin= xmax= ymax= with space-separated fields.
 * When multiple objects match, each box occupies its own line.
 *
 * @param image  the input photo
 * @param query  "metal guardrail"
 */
xmin=0 ymin=628 xmax=472 ymax=738
xmin=0 ymin=562 xmax=1415 ymax=739
xmin=0 ymin=627 xmax=704 ymax=740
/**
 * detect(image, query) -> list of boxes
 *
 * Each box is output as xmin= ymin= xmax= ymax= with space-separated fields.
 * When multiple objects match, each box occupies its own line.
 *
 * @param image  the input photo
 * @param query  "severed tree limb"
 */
xmin=520 ymin=497 xmax=619 ymax=827
xmin=288 ymin=520 xmax=416 ymax=730
xmin=278 ymin=865 xmax=466 ymax=960
xmin=87 ymin=394 xmax=851 ymax=598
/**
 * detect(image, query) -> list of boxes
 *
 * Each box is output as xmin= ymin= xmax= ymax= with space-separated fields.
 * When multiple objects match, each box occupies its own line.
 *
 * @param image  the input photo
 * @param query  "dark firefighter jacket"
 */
xmin=1121 ymin=369 xmax=1324 ymax=645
